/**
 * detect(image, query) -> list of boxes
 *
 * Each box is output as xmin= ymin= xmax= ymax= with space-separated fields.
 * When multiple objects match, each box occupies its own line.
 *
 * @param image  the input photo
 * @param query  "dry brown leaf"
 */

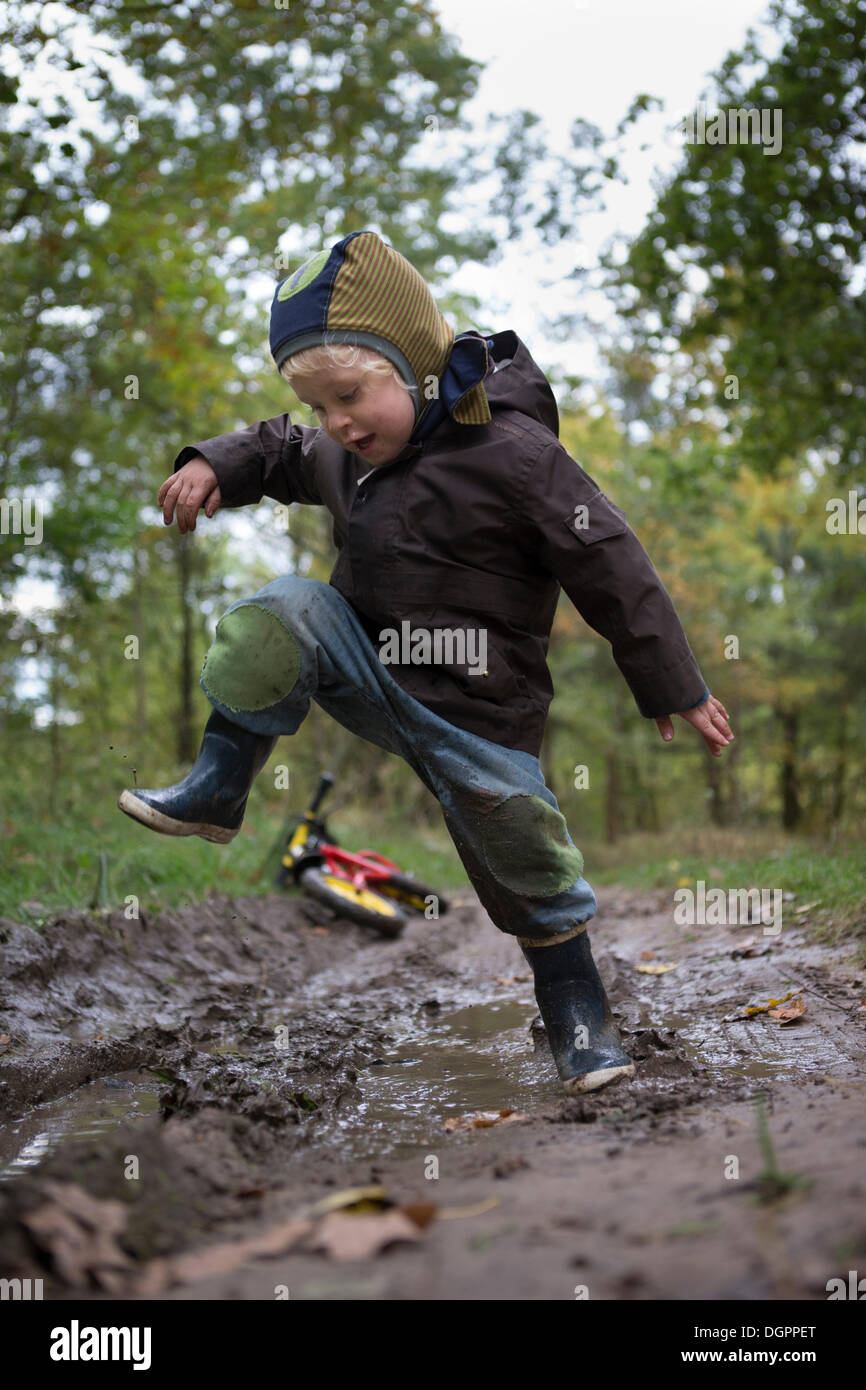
xmin=768 ymin=996 xmax=807 ymax=1025
xmin=640 ymin=949 xmax=656 ymax=960
xmin=400 ymin=1202 xmax=438 ymax=1230
xmin=493 ymin=973 xmax=532 ymax=985
xmin=307 ymin=1209 xmax=420 ymax=1261
xmin=742 ymin=990 xmax=795 ymax=1017
xmin=635 ymin=962 xmax=679 ymax=975
xmin=21 ymin=1180 xmax=132 ymax=1292
xmin=444 ymin=1108 xmax=527 ymax=1133
xmin=731 ymin=936 xmax=771 ymax=959
xmin=134 ymin=1217 xmax=314 ymax=1294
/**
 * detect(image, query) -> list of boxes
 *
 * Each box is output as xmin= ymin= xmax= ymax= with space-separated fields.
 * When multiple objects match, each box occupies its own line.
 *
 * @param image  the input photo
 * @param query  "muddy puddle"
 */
xmin=323 ymin=998 xmax=554 ymax=1162
xmin=2 ymin=889 xmax=865 ymax=1302
xmin=0 ymin=1070 xmax=163 ymax=1183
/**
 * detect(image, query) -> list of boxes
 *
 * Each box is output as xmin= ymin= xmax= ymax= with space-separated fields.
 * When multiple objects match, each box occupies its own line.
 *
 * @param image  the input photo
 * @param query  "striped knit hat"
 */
xmin=269 ymin=230 xmax=492 ymax=443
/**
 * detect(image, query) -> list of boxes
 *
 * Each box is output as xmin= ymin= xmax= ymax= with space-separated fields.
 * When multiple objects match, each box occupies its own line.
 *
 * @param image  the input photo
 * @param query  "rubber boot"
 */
xmin=117 ymin=709 xmax=279 ymax=844
xmin=520 ymin=929 xmax=635 ymax=1095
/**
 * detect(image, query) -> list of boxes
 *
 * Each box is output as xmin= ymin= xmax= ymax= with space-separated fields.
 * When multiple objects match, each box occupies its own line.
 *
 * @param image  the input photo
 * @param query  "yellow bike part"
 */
xmin=318 ymin=874 xmax=401 ymax=918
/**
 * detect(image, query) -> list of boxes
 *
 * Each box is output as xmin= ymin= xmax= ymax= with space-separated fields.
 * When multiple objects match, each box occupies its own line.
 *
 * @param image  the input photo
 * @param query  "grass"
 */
xmin=0 ymin=781 xmax=472 ymax=927
xmin=750 ymin=1090 xmax=813 ymax=1205
xmin=1 ymin=783 xmax=863 ymax=961
xmin=584 ymin=824 xmax=866 ymax=957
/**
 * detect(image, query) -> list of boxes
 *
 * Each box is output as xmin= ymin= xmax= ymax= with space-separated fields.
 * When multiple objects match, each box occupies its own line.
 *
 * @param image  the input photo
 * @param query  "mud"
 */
xmin=1 ymin=882 xmax=865 ymax=1299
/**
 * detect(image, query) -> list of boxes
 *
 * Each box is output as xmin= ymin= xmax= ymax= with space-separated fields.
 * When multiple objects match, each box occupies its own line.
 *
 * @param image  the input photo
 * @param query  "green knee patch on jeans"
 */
xmin=201 ymin=603 xmax=301 ymax=712
xmin=480 ymin=794 xmax=584 ymax=897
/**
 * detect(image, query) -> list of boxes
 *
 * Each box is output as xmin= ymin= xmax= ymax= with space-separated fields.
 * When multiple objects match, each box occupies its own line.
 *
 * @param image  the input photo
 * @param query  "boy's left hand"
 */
xmin=656 ymin=694 xmax=733 ymax=757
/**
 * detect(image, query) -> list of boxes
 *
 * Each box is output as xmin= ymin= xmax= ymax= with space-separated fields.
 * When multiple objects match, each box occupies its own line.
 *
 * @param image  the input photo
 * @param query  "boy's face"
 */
xmin=290 ymin=363 xmax=416 ymax=467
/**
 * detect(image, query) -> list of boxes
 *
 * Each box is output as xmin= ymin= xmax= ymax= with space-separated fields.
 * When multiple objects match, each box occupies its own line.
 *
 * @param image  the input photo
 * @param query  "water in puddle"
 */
xmin=0 ymin=1071 xmax=163 ymax=1183
xmin=327 ymin=997 xmax=558 ymax=1163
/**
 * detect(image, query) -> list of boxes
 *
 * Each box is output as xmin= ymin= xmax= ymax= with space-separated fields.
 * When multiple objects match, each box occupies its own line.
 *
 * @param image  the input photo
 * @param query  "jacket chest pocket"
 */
xmin=563 ymin=492 xmax=629 ymax=544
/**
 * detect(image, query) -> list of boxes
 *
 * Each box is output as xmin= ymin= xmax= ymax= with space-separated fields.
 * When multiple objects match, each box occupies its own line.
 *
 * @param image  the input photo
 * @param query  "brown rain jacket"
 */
xmin=174 ymin=329 xmax=709 ymax=756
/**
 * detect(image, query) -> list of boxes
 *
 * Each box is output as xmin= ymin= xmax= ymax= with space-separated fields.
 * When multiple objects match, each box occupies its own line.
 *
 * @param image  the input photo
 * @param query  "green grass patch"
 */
xmin=2 ymin=781 xmax=863 ymax=965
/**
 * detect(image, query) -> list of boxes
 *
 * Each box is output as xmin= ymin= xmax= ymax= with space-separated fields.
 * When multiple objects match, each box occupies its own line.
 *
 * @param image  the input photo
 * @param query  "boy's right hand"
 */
xmin=158 ymin=456 xmax=222 ymax=534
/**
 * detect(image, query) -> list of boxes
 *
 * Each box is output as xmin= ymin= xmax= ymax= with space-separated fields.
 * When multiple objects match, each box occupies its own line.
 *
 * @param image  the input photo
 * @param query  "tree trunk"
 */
xmin=604 ymin=745 xmax=620 ymax=843
xmin=829 ymin=703 xmax=849 ymax=823
xmin=705 ymin=747 xmax=725 ymax=827
xmin=602 ymin=683 xmax=630 ymax=843
xmin=177 ymin=537 xmax=195 ymax=764
xmin=133 ymin=541 xmax=147 ymax=741
xmin=777 ymin=705 xmax=801 ymax=829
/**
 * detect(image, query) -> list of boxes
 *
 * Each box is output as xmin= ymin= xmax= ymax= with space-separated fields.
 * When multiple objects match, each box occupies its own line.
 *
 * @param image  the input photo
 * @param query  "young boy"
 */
xmin=119 ymin=230 xmax=733 ymax=1096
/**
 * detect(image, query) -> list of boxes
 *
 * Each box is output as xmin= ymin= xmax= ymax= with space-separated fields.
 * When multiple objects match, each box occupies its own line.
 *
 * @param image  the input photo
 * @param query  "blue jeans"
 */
xmin=199 ymin=575 xmax=597 ymax=945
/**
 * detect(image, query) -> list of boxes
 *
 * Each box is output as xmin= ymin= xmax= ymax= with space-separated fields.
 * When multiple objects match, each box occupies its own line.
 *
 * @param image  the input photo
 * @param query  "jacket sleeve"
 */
xmin=520 ymin=442 xmax=710 ymax=719
xmin=173 ymin=414 xmax=325 ymax=508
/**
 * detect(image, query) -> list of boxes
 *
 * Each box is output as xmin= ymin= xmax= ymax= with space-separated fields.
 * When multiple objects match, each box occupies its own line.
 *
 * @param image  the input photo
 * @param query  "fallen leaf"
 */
xmin=794 ymin=901 xmax=822 ymax=915
xmin=742 ymin=990 xmax=795 ymax=1017
xmin=439 ymin=1197 xmax=501 ymax=1219
xmin=640 ymin=949 xmax=656 ymax=961
xmin=400 ymin=1202 xmax=438 ymax=1230
xmin=21 ymin=1181 xmax=132 ymax=1292
xmin=307 ymin=1209 xmax=420 ymax=1261
xmin=308 ymin=1186 xmax=391 ymax=1218
xmin=493 ymin=974 xmax=532 ymax=985
xmin=135 ymin=1217 xmax=314 ymax=1294
xmin=731 ymin=936 xmax=771 ymax=959
xmin=636 ymin=962 xmax=679 ymax=975
xmin=444 ymin=1109 xmax=527 ymax=1132
xmin=768 ymin=996 xmax=807 ymax=1025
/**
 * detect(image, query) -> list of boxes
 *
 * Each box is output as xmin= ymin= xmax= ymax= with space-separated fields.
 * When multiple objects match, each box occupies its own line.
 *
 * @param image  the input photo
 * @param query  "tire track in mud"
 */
xmin=1 ymin=885 xmax=864 ymax=1298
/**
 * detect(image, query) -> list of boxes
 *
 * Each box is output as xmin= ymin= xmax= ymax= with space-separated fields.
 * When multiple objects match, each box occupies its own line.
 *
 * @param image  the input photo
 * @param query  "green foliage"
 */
xmin=605 ymin=0 xmax=866 ymax=481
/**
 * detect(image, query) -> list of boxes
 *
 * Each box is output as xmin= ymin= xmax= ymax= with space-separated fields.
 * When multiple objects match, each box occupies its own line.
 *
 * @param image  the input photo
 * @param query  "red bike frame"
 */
xmin=318 ymin=845 xmax=402 ymax=892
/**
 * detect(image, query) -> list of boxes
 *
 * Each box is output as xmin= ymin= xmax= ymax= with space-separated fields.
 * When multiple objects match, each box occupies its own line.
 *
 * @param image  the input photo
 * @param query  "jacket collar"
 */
xmin=407 ymin=331 xmax=491 ymax=446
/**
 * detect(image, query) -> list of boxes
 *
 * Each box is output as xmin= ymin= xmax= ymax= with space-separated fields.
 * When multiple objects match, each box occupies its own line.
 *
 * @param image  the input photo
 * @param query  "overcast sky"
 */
xmin=428 ymin=0 xmax=778 ymax=378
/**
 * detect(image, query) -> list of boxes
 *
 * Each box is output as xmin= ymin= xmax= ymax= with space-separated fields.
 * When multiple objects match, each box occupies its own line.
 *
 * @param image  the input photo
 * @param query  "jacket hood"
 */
xmin=482 ymin=329 xmax=560 ymax=440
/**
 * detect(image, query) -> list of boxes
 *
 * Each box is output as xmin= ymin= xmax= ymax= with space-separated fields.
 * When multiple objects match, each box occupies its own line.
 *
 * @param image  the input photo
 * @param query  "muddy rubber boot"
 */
xmin=117 ymin=709 xmax=279 ymax=844
xmin=520 ymin=929 xmax=635 ymax=1095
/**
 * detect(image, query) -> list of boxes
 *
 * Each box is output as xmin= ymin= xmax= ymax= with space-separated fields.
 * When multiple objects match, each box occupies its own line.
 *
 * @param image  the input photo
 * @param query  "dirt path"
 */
xmin=1 ymin=881 xmax=865 ymax=1301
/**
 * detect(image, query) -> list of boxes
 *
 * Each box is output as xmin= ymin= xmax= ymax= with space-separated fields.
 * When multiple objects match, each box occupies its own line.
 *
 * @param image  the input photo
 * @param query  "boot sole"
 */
xmin=562 ymin=1061 xmax=635 ymax=1095
xmin=117 ymin=791 xmax=239 ymax=844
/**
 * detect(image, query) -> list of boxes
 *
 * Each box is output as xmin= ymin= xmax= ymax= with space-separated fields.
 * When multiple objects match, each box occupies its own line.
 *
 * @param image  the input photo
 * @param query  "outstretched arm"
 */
xmin=522 ymin=440 xmax=726 ymax=738
xmin=172 ymin=413 xmax=326 ymax=512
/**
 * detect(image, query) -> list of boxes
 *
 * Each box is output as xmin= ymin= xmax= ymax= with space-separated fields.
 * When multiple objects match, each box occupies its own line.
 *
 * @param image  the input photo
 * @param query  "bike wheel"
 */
xmin=374 ymin=872 xmax=450 ymax=917
xmin=299 ymin=867 xmax=408 ymax=937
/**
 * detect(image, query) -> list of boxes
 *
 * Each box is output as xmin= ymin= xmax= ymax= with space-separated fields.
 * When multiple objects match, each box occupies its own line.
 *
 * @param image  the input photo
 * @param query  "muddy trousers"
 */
xmin=198 ymin=574 xmax=598 ymax=946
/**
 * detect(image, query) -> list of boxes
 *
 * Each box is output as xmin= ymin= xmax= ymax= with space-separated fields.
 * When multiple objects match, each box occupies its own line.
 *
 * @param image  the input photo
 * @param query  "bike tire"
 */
xmin=374 ymin=872 xmax=450 ymax=917
xmin=299 ymin=867 xmax=408 ymax=937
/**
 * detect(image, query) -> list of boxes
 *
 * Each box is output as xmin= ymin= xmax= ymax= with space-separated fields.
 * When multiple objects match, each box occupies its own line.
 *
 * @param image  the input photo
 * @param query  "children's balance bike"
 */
xmin=275 ymin=772 xmax=450 ymax=937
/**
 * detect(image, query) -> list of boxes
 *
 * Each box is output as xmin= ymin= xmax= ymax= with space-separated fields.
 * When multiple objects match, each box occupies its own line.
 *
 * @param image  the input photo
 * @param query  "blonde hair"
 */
xmin=278 ymin=341 xmax=412 ymax=395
